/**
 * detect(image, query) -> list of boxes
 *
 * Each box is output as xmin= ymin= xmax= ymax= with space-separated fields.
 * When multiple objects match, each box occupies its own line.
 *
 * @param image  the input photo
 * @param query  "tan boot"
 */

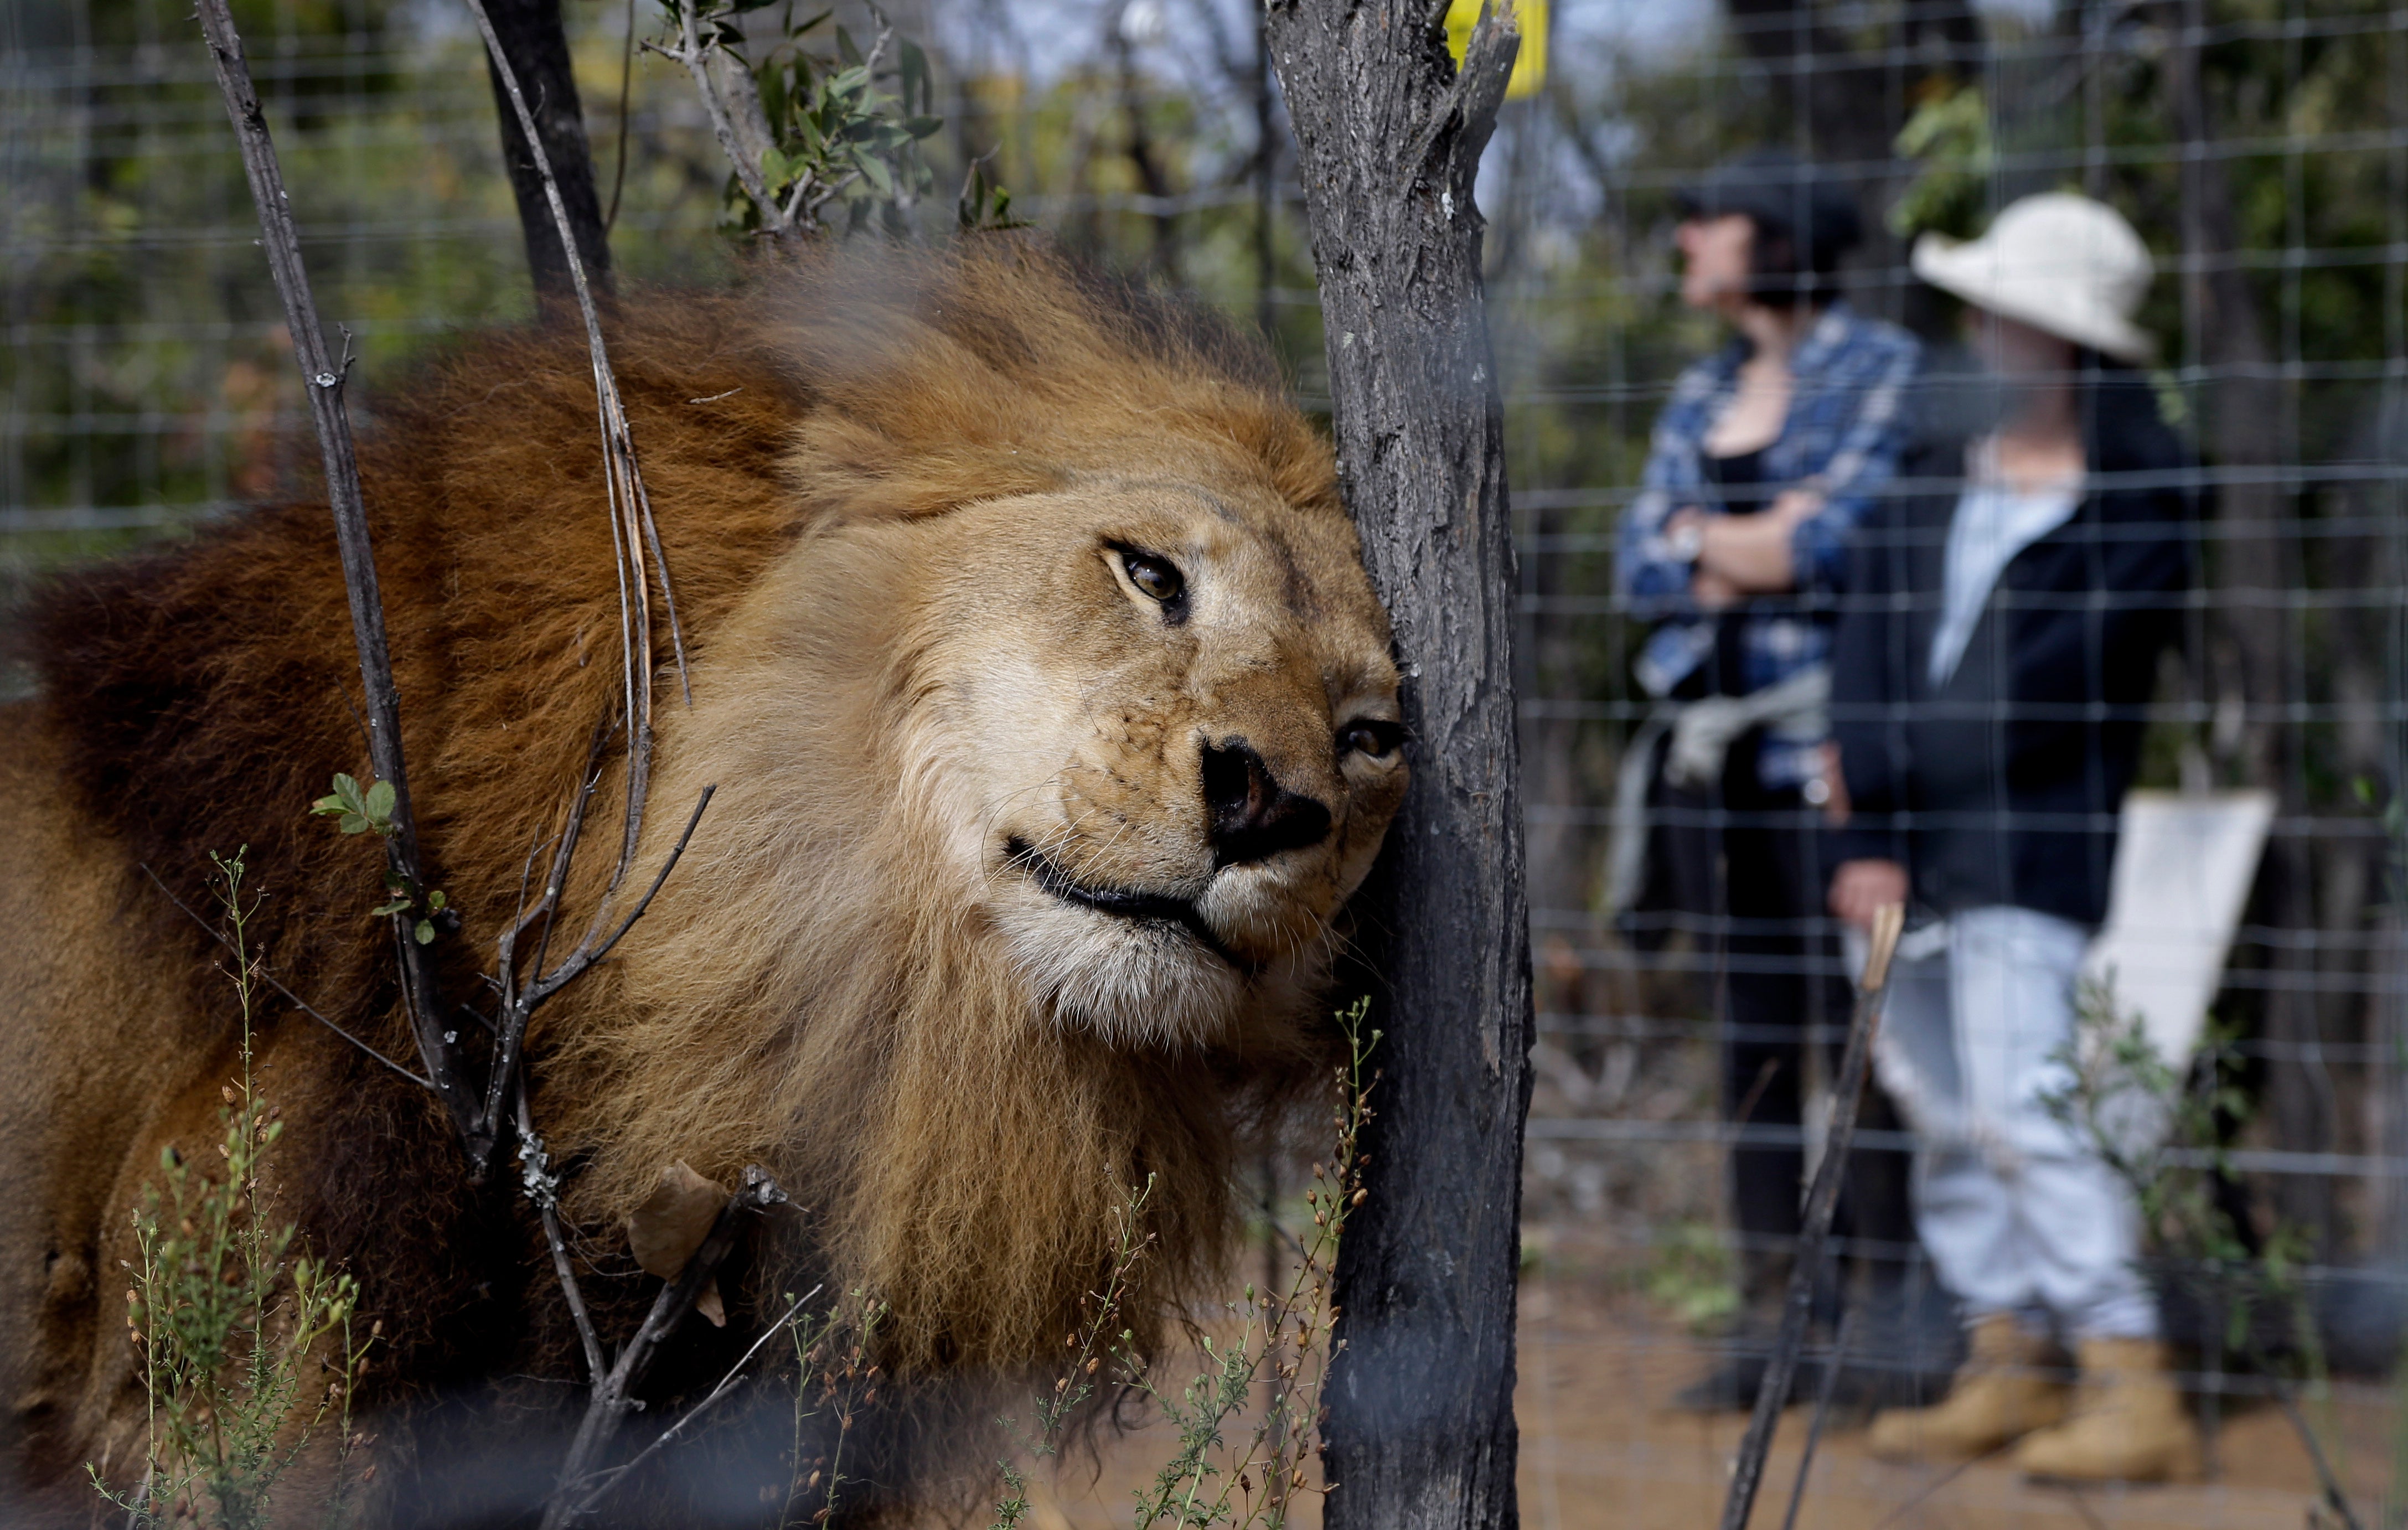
xmin=1867 ymin=1314 xmax=2069 ymax=1462
xmin=2012 ymin=1336 xmax=2205 ymax=1484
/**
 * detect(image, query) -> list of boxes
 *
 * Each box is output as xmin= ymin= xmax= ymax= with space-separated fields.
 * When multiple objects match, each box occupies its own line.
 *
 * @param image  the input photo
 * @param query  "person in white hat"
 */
xmin=1823 ymin=192 xmax=2205 ymax=1482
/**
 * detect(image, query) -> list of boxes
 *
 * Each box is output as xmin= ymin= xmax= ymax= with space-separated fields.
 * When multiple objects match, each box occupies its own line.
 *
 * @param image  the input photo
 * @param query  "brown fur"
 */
xmin=0 ymin=241 xmax=1403 ymax=1521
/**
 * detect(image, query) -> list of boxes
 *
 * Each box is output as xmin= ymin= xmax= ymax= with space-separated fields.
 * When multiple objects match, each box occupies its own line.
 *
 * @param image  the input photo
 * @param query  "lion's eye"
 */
xmin=1122 ymin=551 xmax=1185 ymax=604
xmin=1340 ymin=719 xmax=1403 ymax=759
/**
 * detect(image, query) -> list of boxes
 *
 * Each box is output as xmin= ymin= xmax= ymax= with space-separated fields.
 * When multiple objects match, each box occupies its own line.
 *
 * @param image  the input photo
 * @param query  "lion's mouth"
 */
xmin=1005 ymin=838 xmax=1251 ymax=974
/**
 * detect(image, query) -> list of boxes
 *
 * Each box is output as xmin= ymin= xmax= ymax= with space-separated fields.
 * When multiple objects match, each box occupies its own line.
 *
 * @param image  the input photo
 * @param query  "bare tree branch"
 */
xmin=462 ymin=0 xmax=709 ymax=1177
xmin=195 ymin=0 xmax=469 ymax=1136
xmin=562 ymin=1285 xmax=823 ymax=1519
xmin=525 ymin=786 xmax=716 ymax=1010
xmin=516 ymin=1081 xmax=609 ymax=1384
xmin=196 ymin=11 xmax=749 ymax=1523
xmin=1776 ymin=1306 xmax=1856 ymax=1530
xmin=539 ymin=1166 xmax=791 ymax=1530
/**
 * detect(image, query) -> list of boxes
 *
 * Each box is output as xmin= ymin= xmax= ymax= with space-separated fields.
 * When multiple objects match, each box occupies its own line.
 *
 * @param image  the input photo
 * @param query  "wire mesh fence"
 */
xmin=9 ymin=0 xmax=2408 ymax=1522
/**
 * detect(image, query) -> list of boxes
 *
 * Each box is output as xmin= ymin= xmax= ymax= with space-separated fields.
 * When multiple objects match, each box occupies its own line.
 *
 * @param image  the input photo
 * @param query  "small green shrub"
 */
xmin=90 ymin=850 xmax=371 ymax=1530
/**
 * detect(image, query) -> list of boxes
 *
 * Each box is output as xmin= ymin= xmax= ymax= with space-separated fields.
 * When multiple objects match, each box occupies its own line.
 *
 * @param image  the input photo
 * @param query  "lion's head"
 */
xmin=530 ymin=247 xmax=1409 ymax=1372
xmin=727 ymin=452 xmax=1407 ymax=1050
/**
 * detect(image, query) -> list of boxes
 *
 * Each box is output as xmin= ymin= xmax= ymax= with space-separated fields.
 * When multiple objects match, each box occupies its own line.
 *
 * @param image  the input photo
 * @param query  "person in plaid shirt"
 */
xmin=1611 ymin=149 xmax=1925 ymax=1412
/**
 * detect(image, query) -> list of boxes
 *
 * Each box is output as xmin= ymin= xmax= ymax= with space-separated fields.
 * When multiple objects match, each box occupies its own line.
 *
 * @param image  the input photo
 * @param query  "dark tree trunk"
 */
xmin=480 ymin=0 xmax=612 ymax=303
xmin=1264 ymin=4 xmax=1532 ymax=1526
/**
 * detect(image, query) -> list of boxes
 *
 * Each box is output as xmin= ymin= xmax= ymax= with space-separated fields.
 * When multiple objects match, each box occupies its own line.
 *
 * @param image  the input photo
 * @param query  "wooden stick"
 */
xmin=194 ymin=0 xmax=470 ymax=1138
xmin=1719 ymin=901 xmax=1905 ymax=1530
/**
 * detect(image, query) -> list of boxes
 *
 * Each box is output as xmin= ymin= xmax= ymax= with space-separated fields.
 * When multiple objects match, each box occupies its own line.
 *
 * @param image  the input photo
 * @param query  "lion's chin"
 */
xmin=998 ymin=892 xmax=1255 ymax=1047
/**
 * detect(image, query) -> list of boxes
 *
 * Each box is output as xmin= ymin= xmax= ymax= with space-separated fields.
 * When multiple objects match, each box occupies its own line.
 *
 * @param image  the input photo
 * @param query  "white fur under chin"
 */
xmin=997 ymin=890 xmax=1283 ymax=1048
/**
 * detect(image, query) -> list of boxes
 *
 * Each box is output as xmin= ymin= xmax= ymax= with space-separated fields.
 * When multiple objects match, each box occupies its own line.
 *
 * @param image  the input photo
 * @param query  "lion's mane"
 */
xmin=17 ymin=241 xmax=1352 ymax=1452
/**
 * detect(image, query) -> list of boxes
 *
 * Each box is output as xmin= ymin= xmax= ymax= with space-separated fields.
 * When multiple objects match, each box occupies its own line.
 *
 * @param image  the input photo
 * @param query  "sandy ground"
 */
xmin=1015 ymin=1264 xmax=2399 ymax=1530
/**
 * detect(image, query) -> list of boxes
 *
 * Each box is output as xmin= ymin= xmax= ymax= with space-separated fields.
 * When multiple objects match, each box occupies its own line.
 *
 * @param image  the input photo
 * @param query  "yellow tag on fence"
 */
xmin=1445 ymin=0 xmax=1546 ymax=100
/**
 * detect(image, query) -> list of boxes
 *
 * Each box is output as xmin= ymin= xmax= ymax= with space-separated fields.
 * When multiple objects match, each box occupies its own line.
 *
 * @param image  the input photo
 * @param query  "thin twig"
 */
xmin=564 ymin=1286 xmax=823 ymax=1518
xmin=195 ymin=0 xmax=466 ymax=1133
xmin=462 ymin=1 xmax=695 ymax=1111
xmin=516 ymin=1081 xmax=607 ymax=1384
xmin=484 ymin=719 xmax=616 ymax=1147
xmin=526 ymin=786 xmax=716 ymax=1007
xmin=632 ymin=474 xmax=692 ymax=706
xmin=1870 ymin=1448 xmax=2006 ymax=1530
xmin=539 ymin=1166 xmax=790 ymax=1530
xmin=139 ymin=864 xmax=433 ymax=1092
xmin=2258 ymin=1357 xmax=2366 ymax=1530
xmin=1719 ymin=902 xmax=1905 ymax=1530
xmin=1777 ymin=1304 xmax=1855 ymax=1530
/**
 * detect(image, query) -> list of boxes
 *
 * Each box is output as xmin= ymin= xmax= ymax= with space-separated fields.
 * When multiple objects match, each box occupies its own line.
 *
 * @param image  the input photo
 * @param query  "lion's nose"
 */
xmin=1201 ymin=738 xmax=1332 ymax=867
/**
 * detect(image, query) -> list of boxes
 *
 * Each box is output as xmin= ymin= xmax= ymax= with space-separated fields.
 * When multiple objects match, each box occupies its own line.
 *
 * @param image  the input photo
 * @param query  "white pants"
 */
xmin=1864 ymin=906 xmax=2159 ymax=1340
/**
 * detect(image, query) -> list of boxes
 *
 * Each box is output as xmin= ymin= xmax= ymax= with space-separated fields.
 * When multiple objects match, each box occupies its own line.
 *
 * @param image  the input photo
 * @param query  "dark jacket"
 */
xmin=1828 ymin=368 xmax=2197 ymax=928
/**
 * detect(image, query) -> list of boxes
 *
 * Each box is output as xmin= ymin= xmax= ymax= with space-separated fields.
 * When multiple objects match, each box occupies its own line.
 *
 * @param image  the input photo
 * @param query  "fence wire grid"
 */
xmin=10 ymin=0 xmax=2408 ymax=1523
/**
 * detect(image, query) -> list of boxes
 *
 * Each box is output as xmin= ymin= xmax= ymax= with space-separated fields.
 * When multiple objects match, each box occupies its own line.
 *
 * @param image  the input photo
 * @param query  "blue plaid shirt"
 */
xmin=1616 ymin=303 xmax=1919 ymax=789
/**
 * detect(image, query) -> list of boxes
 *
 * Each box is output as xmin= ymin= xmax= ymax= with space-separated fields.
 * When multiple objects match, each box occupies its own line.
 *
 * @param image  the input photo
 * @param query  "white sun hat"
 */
xmin=1911 ymin=192 xmax=2158 ymax=364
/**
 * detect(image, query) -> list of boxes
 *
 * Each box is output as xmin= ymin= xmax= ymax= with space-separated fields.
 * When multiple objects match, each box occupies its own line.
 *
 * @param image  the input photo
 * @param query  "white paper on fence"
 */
xmin=2079 ymin=788 xmax=2276 ymax=1066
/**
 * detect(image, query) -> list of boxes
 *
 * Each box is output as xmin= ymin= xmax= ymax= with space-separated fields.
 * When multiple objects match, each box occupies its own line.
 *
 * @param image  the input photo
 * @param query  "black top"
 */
xmin=1827 ymin=370 xmax=2197 ymax=928
xmin=1702 ymin=446 xmax=1771 ymax=510
xmin=1693 ymin=446 xmax=1777 ymax=699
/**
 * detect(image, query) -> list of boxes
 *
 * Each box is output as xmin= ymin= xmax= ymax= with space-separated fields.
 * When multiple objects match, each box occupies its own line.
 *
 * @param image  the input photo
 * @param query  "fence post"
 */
xmin=1263 ymin=3 xmax=1534 ymax=1524
xmin=477 ymin=0 xmax=612 ymax=303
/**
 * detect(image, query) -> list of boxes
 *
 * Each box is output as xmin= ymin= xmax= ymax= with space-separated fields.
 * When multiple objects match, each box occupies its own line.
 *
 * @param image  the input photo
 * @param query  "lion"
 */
xmin=0 ymin=242 xmax=1407 ymax=1524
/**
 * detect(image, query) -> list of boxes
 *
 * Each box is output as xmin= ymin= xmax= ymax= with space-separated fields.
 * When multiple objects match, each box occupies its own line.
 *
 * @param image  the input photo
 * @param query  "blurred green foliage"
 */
xmin=10 ymin=0 xmax=2408 ymax=884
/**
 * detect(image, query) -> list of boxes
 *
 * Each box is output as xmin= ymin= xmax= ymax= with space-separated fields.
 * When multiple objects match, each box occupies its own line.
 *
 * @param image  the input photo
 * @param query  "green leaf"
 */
xmin=313 ymin=772 xmax=368 ymax=818
xmin=834 ymin=23 xmax=861 ymax=65
xmin=414 ymin=919 xmax=436 ymax=946
xmin=427 ymin=889 xmax=448 ymax=911
xmin=339 ymin=812 xmax=371 ymax=835
xmin=364 ymin=779 xmax=395 ymax=824
xmin=370 ymin=898 xmax=412 ymax=917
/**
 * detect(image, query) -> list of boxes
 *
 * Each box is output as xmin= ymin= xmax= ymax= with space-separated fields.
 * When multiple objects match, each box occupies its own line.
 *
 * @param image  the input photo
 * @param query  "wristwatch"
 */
xmin=1665 ymin=520 xmax=1704 ymax=563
